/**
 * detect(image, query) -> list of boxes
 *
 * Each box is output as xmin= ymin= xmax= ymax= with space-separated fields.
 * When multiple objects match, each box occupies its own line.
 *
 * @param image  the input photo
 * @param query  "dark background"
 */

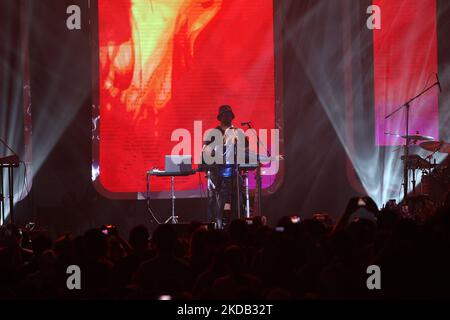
xmin=1 ymin=0 xmax=449 ymax=237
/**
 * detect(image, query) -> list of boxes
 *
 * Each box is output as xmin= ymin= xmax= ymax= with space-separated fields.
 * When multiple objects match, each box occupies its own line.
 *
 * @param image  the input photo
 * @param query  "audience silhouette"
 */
xmin=1 ymin=195 xmax=450 ymax=299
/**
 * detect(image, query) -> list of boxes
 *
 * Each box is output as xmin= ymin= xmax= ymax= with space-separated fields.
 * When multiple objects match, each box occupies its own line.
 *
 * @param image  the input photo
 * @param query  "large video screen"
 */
xmin=93 ymin=0 xmax=279 ymax=198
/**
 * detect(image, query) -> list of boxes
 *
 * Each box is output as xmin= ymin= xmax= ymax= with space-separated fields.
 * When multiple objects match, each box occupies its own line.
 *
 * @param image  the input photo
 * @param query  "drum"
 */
xmin=421 ymin=172 xmax=449 ymax=206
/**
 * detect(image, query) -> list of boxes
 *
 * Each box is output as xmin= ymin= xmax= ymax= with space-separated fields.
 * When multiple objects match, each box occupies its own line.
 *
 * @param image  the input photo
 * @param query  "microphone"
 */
xmin=241 ymin=121 xmax=251 ymax=126
xmin=436 ymin=73 xmax=442 ymax=93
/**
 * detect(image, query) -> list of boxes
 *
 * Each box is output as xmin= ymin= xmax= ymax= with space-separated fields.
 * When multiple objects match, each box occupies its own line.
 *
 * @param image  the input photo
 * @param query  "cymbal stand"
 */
xmin=385 ymin=79 xmax=440 ymax=201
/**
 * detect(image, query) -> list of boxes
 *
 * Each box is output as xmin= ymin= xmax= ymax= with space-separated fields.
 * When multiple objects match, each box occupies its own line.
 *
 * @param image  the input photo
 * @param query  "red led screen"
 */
xmin=95 ymin=0 xmax=277 ymax=197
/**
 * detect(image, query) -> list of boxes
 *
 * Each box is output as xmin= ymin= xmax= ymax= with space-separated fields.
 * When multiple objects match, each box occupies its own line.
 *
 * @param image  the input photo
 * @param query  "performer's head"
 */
xmin=217 ymin=105 xmax=235 ymax=127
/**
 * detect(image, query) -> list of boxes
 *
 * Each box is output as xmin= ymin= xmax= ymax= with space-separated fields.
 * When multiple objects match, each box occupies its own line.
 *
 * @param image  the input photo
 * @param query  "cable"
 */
xmin=147 ymin=198 xmax=162 ymax=224
xmin=146 ymin=173 xmax=162 ymax=224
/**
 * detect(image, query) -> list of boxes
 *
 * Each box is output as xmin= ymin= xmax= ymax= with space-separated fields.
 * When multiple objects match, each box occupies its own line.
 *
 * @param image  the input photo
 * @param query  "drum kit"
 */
xmin=396 ymin=133 xmax=450 ymax=207
xmin=383 ymin=73 xmax=447 ymax=212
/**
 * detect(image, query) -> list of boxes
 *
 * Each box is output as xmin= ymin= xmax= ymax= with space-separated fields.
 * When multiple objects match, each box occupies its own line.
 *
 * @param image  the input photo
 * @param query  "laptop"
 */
xmin=165 ymin=155 xmax=192 ymax=174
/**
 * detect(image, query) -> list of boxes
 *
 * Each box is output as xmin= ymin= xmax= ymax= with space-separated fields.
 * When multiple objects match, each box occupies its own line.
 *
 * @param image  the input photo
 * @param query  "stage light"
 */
xmin=281 ymin=0 xmax=448 ymax=208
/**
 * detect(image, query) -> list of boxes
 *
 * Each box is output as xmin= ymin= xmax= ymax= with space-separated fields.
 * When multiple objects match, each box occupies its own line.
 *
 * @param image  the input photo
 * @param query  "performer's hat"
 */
xmin=217 ymin=105 xmax=235 ymax=121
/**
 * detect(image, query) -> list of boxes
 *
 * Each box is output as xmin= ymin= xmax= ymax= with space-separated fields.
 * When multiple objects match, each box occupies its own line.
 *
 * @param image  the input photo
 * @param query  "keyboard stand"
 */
xmin=146 ymin=170 xmax=196 ymax=224
xmin=0 ymin=164 xmax=18 ymax=225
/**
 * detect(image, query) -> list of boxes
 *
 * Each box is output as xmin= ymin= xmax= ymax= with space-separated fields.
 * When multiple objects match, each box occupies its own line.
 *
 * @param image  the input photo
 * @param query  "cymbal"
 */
xmin=401 ymin=134 xmax=435 ymax=141
xmin=420 ymin=141 xmax=450 ymax=153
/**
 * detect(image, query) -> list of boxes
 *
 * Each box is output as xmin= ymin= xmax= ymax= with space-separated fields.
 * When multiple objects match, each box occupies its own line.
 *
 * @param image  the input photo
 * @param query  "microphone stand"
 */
xmin=242 ymin=122 xmax=265 ymax=217
xmin=385 ymin=80 xmax=440 ymax=201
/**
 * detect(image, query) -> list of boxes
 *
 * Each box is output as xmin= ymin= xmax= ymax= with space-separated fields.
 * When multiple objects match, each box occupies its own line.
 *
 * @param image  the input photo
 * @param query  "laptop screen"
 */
xmin=165 ymin=155 xmax=192 ymax=173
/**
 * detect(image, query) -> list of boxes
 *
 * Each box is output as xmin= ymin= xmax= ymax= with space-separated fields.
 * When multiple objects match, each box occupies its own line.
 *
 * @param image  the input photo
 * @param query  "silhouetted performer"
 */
xmin=203 ymin=105 xmax=246 ymax=228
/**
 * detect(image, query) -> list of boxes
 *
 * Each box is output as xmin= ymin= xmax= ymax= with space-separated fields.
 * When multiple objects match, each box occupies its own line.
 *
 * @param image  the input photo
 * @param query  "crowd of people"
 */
xmin=0 ymin=195 xmax=450 ymax=300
